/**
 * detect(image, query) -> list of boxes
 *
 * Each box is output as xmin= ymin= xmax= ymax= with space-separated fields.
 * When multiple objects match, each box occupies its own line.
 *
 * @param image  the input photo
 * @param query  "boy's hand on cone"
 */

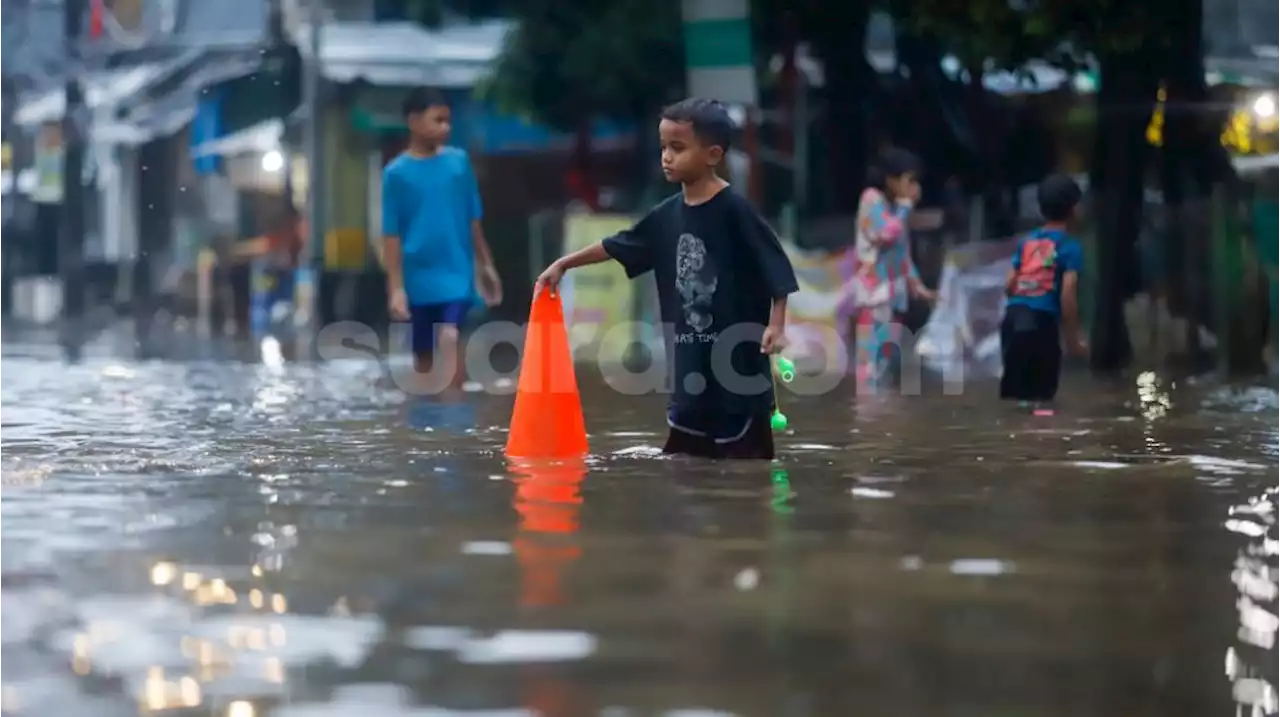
xmin=534 ymin=261 xmax=565 ymax=298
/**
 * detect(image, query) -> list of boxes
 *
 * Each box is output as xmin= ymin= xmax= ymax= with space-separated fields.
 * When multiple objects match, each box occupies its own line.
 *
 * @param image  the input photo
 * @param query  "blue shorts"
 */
xmin=410 ymin=301 xmax=471 ymax=356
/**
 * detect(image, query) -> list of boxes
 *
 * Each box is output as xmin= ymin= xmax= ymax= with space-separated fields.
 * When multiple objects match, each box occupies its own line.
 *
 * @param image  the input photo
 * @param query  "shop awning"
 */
xmin=295 ymin=19 xmax=511 ymax=88
xmin=1205 ymin=53 xmax=1280 ymax=86
xmin=96 ymin=51 xmax=267 ymax=147
xmin=13 ymin=53 xmax=197 ymax=127
xmin=190 ymin=118 xmax=283 ymax=158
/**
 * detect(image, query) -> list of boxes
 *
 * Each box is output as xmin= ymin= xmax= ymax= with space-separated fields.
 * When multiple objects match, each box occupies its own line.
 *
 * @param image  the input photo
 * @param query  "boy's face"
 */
xmin=407 ymin=104 xmax=452 ymax=145
xmin=659 ymin=119 xmax=723 ymax=183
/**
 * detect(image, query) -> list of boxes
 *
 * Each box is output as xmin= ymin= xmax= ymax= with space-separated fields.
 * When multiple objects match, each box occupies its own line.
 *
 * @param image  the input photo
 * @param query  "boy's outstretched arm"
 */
xmin=763 ymin=296 xmax=789 ymax=354
xmin=534 ymin=242 xmax=612 ymax=296
xmin=1060 ymin=270 xmax=1087 ymax=355
xmin=471 ymin=219 xmax=496 ymax=268
xmin=472 ymin=219 xmax=503 ymax=306
xmin=385 ymin=235 xmax=406 ymax=316
xmin=464 ymin=157 xmax=502 ymax=307
xmin=733 ymin=196 xmax=798 ymax=354
xmin=381 ymin=169 xmax=408 ymax=320
xmin=536 ymin=209 xmax=659 ymax=296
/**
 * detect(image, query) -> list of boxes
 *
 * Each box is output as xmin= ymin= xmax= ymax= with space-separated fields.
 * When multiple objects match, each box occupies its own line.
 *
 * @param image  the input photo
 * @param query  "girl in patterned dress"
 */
xmin=838 ymin=149 xmax=936 ymax=390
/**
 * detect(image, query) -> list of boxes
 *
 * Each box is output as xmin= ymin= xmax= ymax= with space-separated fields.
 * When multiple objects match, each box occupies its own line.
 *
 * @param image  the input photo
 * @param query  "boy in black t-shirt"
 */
xmin=534 ymin=98 xmax=799 ymax=460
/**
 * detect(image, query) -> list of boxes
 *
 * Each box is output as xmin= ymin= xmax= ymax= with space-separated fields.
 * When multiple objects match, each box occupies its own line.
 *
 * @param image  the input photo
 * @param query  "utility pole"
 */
xmin=680 ymin=0 xmax=760 ymax=201
xmin=267 ymin=0 xmax=294 ymax=214
xmin=59 ymin=0 xmax=87 ymax=361
xmin=2 ymin=77 xmax=16 ymax=319
xmin=301 ymin=0 xmax=324 ymax=339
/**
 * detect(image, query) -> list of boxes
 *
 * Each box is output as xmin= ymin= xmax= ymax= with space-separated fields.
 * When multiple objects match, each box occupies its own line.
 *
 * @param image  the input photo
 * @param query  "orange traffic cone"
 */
xmin=505 ymin=290 xmax=589 ymax=458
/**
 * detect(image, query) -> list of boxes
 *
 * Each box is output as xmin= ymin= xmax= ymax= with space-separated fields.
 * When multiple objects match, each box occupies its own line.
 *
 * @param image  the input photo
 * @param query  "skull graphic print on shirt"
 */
xmin=675 ymin=233 xmax=719 ymax=333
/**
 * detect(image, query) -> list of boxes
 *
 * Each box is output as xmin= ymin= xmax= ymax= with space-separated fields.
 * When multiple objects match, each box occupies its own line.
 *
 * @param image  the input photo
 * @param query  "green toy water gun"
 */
xmin=770 ymin=356 xmax=796 ymax=432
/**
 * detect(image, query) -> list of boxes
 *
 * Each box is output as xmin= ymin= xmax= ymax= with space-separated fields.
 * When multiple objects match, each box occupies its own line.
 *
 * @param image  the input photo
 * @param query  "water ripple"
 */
xmin=1 ymin=344 xmax=1277 ymax=716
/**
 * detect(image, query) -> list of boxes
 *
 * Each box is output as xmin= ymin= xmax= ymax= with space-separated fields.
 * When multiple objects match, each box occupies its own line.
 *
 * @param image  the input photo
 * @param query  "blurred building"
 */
xmin=1 ymin=0 xmax=634 ymax=327
xmin=1204 ymin=0 xmax=1279 ymax=77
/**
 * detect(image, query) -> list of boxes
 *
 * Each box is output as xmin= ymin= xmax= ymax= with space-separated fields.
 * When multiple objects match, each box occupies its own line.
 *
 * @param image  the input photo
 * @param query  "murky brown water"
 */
xmin=2 ymin=334 xmax=1277 ymax=717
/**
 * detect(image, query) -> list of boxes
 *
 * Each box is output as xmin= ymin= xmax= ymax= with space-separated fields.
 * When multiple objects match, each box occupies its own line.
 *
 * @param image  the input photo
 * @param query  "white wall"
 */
xmin=99 ymin=144 xmax=140 ymax=262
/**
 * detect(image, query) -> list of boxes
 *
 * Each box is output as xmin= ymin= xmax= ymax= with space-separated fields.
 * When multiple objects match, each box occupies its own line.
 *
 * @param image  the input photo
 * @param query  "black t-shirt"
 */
xmin=602 ymin=188 xmax=799 ymax=418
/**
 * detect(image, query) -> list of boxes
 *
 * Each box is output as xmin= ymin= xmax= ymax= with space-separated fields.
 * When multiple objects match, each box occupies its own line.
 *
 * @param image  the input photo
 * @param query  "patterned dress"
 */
xmin=837 ymin=188 xmax=923 ymax=389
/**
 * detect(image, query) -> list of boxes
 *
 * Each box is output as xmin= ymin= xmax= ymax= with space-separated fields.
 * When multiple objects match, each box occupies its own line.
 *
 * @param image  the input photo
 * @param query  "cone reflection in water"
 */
xmin=510 ymin=458 xmax=585 ymax=609
xmin=521 ymin=664 xmax=578 ymax=717
xmin=506 ymin=290 xmax=589 ymax=458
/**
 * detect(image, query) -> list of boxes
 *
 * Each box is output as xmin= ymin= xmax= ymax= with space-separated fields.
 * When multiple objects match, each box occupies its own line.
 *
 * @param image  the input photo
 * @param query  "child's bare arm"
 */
xmin=535 ymin=204 xmax=661 ymax=296
xmin=533 ymin=242 xmax=611 ymax=296
xmin=761 ymin=296 xmax=789 ymax=354
xmin=1060 ymin=270 xmax=1079 ymax=328
xmin=557 ymin=242 xmax=612 ymax=271
xmin=1060 ymin=270 xmax=1087 ymax=354
xmin=858 ymin=189 xmax=909 ymax=246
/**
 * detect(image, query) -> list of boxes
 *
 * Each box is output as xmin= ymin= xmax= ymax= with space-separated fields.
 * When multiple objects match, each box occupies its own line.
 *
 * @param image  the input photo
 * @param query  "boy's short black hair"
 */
xmin=1038 ymin=173 xmax=1083 ymax=222
xmin=402 ymin=87 xmax=448 ymax=118
xmin=660 ymin=97 xmax=734 ymax=152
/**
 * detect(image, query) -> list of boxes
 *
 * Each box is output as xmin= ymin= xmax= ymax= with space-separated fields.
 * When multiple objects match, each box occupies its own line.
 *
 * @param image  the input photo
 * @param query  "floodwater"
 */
xmin=1 ymin=333 xmax=1277 ymax=717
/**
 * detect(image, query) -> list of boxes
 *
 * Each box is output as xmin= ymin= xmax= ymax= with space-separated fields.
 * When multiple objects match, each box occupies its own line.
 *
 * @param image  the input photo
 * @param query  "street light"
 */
xmin=1252 ymin=93 xmax=1276 ymax=119
xmin=261 ymin=149 xmax=284 ymax=173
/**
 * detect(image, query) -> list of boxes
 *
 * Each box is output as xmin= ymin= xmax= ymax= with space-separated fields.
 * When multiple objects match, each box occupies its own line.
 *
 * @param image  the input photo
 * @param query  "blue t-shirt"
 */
xmin=381 ymin=148 xmax=483 ymax=306
xmin=1006 ymin=227 xmax=1083 ymax=316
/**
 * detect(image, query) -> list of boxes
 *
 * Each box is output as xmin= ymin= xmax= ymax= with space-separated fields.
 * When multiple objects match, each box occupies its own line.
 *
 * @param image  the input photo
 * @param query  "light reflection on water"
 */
xmin=1226 ymin=484 xmax=1280 ymax=717
xmin=1 ymin=341 xmax=1277 ymax=717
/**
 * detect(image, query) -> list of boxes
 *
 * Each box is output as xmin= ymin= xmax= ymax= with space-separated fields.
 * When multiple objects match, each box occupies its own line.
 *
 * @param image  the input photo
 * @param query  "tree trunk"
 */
xmin=808 ymin=10 xmax=872 ymax=213
xmin=895 ymin=37 xmax=1015 ymax=240
xmin=1159 ymin=78 xmax=1200 ymax=357
xmin=0 ymin=74 xmax=13 ymax=317
xmin=1090 ymin=52 xmax=1157 ymax=372
xmin=889 ymin=30 xmax=933 ymax=151
xmin=1161 ymin=0 xmax=1261 ymax=373
xmin=894 ymin=31 xmax=964 ymax=198
xmin=965 ymin=65 xmax=1015 ymax=239
xmin=777 ymin=17 xmax=797 ymax=162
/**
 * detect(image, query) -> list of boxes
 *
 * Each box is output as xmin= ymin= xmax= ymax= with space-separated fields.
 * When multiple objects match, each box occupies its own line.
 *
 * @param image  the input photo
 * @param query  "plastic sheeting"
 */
xmin=307 ymin=20 xmax=511 ymax=88
xmin=915 ymin=238 xmax=1020 ymax=380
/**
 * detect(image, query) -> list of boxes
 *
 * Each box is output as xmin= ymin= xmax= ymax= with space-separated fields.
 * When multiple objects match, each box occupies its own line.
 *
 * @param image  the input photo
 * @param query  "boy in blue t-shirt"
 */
xmin=382 ymin=87 xmax=503 ymax=388
xmin=1000 ymin=173 xmax=1088 ymax=404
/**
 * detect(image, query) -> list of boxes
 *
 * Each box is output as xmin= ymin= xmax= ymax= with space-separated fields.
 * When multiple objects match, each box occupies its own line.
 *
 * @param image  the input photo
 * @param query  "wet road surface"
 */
xmin=2 ymin=335 xmax=1277 ymax=717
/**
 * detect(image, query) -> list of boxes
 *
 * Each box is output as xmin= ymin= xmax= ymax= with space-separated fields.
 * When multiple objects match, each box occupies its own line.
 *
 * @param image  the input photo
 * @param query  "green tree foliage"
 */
xmin=900 ymin=0 xmax=1177 ymax=73
xmin=401 ymin=0 xmax=683 ymax=128
xmin=1032 ymin=0 xmax=1177 ymax=58
xmin=435 ymin=0 xmax=871 ymax=131
xmin=475 ymin=0 xmax=685 ymax=130
xmin=897 ymin=0 xmax=1056 ymax=73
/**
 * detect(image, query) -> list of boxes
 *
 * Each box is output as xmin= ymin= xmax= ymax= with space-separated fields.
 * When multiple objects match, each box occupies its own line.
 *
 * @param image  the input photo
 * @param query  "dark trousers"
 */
xmin=662 ymin=408 xmax=776 ymax=460
xmin=999 ymin=305 xmax=1062 ymax=402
